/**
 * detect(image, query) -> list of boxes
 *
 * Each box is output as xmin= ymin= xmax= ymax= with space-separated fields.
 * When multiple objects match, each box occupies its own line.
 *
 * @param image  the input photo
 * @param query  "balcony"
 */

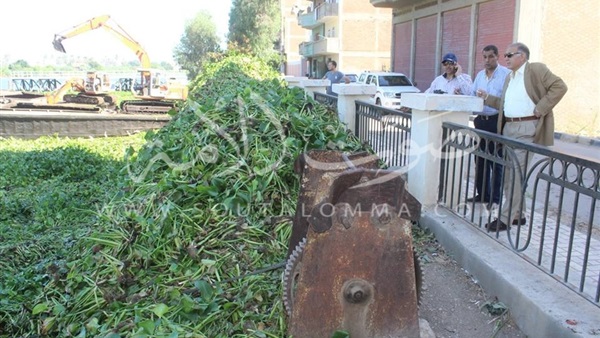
xmin=370 ymin=0 xmax=421 ymax=8
xmin=298 ymin=11 xmax=318 ymax=28
xmin=315 ymin=2 xmax=338 ymax=22
xmin=297 ymin=3 xmax=338 ymax=29
xmin=299 ymin=37 xmax=340 ymax=57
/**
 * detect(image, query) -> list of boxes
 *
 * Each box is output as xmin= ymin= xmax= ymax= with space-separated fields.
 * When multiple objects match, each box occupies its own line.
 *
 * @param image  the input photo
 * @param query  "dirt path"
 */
xmin=415 ymin=229 xmax=526 ymax=338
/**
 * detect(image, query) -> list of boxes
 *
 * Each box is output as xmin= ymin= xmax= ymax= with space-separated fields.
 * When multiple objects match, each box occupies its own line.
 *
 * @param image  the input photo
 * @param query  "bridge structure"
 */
xmin=0 ymin=71 xmax=188 ymax=92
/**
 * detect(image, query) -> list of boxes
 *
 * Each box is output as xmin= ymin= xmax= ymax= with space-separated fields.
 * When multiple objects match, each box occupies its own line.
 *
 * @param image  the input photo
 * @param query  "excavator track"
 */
xmin=11 ymin=102 xmax=102 ymax=113
xmin=120 ymin=100 xmax=175 ymax=114
xmin=63 ymin=94 xmax=116 ymax=107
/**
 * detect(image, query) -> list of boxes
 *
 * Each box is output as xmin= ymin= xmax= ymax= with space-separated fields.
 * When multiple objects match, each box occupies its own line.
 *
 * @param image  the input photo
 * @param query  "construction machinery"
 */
xmin=0 ymin=78 xmax=105 ymax=113
xmin=52 ymin=14 xmax=188 ymax=114
xmin=283 ymin=150 xmax=423 ymax=337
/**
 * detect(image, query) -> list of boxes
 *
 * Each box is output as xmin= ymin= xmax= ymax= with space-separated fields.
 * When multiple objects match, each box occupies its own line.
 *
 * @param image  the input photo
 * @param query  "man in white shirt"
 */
xmin=478 ymin=42 xmax=567 ymax=232
xmin=425 ymin=53 xmax=472 ymax=95
xmin=468 ymin=45 xmax=510 ymax=207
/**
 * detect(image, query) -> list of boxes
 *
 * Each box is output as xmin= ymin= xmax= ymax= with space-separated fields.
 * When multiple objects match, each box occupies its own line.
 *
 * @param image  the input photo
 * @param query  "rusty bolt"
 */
xmin=371 ymin=204 xmax=394 ymax=228
xmin=309 ymin=202 xmax=333 ymax=233
xmin=343 ymin=279 xmax=372 ymax=304
xmin=336 ymin=203 xmax=354 ymax=229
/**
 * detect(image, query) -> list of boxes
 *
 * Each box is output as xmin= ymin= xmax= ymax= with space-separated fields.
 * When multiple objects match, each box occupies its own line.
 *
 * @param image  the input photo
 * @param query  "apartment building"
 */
xmin=288 ymin=0 xmax=393 ymax=79
xmin=370 ymin=0 xmax=600 ymax=137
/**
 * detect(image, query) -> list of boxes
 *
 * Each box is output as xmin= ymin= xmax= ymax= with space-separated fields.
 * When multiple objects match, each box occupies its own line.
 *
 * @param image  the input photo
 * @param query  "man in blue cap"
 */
xmin=425 ymin=52 xmax=472 ymax=95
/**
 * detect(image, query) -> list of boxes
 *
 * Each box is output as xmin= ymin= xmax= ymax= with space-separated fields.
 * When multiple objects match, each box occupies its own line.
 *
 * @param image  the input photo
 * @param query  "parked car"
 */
xmin=359 ymin=72 xmax=420 ymax=109
xmin=344 ymin=73 xmax=358 ymax=83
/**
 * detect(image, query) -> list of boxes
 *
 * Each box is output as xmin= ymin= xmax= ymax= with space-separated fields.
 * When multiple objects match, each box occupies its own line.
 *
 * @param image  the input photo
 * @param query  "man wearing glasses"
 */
xmin=478 ymin=42 xmax=568 ymax=232
xmin=425 ymin=53 xmax=472 ymax=95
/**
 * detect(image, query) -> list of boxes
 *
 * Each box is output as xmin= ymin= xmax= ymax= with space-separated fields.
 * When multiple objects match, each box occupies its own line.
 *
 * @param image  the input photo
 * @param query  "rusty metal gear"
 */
xmin=282 ymin=237 xmax=423 ymax=316
xmin=283 ymin=237 xmax=306 ymax=317
xmin=414 ymin=249 xmax=423 ymax=304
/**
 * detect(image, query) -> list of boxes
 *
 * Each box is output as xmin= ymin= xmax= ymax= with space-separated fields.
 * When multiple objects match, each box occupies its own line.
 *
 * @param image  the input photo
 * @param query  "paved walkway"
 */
xmin=449 ymin=136 xmax=600 ymax=305
xmin=468 ymin=201 xmax=600 ymax=304
xmin=425 ymin=136 xmax=600 ymax=336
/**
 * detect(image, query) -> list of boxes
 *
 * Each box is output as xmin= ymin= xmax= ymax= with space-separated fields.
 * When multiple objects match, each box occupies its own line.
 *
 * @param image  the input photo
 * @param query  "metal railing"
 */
xmin=315 ymin=2 xmax=339 ymax=21
xmin=314 ymin=92 xmax=338 ymax=112
xmin=312 ymin=94 xmax=600 ymax=307
xmin=354 ymin=100 xmax=411 ymax=168
xmin=10 ymin=78 xmax=63 ymax=92
xmin=440 ymin=121 xmax=600 ymax=306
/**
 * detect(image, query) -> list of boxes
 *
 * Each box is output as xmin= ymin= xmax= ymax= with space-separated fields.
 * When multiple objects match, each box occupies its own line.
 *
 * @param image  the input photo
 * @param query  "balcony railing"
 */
xmin=297 ymin=2 xmax=338 ymax=28
xmin=315 ymin=3 xmax=339 ymax=22
xmin=298 ymin=11 xmax=318 ymax=28
xmin=299 ymin=38 xmax=340 ymax=57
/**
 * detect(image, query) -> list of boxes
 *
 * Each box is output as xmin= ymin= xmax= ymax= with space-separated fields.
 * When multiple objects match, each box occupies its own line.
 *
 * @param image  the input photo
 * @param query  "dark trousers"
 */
xmin=473 ymin=115 xmax=503 ymax=204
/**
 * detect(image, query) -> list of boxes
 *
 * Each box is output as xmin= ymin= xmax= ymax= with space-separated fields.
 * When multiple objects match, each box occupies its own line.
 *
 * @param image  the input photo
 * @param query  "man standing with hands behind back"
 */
xmin=478 ymin=42 xmax=567 ymax=232
xmin=468 ymin=45 xmax=510 ymax=206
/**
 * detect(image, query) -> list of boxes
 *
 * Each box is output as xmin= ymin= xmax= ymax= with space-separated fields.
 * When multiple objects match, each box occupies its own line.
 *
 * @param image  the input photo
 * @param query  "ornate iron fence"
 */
xmin=440 ymin=121 xmax=600 ymax=306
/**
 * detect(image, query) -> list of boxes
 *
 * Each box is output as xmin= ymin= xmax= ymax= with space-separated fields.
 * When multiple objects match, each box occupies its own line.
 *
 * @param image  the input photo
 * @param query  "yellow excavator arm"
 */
xmin=52 ymin=15 xmax=151 ymax=68
xmin=45 ymin=78 xmax=85 ymax=104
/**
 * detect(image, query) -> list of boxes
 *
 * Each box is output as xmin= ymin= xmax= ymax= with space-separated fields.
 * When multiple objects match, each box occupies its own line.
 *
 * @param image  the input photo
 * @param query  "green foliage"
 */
xmin=174 ymin=10 xmax=222 ymax=80
xmin=0 ymin=134 xmax=147 ymax=336
xmin=228 ymin=0 xmax=281 ymax=56
xmin=0 ymin=54 xmax=369 ymax=337
xmin=7 ymin=59 xmax=31 ymax=70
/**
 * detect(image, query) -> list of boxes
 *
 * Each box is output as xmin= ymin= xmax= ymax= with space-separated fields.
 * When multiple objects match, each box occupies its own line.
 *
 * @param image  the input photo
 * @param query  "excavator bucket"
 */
xmin=53 ymin=35 xmax=67 ymax=53
xmin=283 ymin=150 xmax=422 ymax=338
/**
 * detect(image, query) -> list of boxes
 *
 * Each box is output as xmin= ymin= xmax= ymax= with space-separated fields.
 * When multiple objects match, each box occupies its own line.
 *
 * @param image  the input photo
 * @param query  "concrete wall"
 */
xmin=0 ymin=112 xmax=170 ymax=138
xmin=534 ymin=0 xmax=599 ymax=137
xmin=388 ymin=0 xmax=599 ymax=137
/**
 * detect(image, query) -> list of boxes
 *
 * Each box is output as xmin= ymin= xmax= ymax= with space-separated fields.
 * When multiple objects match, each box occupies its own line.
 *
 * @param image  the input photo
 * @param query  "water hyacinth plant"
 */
xmin=1 ymin=54 xmax=370 ymax=337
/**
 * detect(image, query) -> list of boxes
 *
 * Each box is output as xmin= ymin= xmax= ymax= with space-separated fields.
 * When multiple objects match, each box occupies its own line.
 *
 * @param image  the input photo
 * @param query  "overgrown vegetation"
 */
xmin=0 ymin=134 xmax=147 ymax=336
xmin=0 ymin=54 xmax=368 ymax=337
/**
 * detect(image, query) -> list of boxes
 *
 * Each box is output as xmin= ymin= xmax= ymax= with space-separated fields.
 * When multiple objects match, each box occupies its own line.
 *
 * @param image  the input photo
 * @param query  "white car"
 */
xmin=359 ymin=72 xmax=420 ymax=109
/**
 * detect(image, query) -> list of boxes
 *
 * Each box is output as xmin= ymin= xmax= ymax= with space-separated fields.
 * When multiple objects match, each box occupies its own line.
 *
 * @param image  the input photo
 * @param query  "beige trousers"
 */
xmin=500 ymin=120 xmax=537 ymax=224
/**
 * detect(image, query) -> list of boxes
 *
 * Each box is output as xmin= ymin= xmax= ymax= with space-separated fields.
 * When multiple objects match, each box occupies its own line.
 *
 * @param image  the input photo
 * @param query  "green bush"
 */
xmin=0 ymin=54 xmax=368 ymax=337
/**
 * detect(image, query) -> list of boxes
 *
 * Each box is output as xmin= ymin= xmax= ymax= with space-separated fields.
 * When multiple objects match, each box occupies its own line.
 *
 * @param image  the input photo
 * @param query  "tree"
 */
xmin=228 ymin=0 xmax=281 ymax=57
xmin=8 ymin=59 xmax=31 ymax=71
xmin=173 ymin=10 xmax=222 ymax=80
xmin=159 ymin=61 xmax=174 ymax=71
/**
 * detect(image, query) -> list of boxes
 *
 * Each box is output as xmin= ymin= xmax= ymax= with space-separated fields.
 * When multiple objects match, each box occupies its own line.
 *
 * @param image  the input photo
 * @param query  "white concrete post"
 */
xmin=283 ymin=76 xmax=308 ymax=89
xmin=401 ymin=93 xmax=483 ymax=207
xmin=333 ymin=83 xmax=377 ymax=133
xmin=301 ymin=79 xmax=330 ymax=98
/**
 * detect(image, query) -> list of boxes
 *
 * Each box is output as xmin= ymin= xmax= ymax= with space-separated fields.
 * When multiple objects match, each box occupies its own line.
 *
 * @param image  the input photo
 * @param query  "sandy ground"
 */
xmin=417 ymin=239 xmax=526 ymax=338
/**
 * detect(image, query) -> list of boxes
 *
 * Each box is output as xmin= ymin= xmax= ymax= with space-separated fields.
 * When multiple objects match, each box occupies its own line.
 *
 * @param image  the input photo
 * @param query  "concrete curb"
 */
xmin=419 ymin=206 xmax=600 ymax=338
xmin=555 ymin=132 xmax=600 ymax=147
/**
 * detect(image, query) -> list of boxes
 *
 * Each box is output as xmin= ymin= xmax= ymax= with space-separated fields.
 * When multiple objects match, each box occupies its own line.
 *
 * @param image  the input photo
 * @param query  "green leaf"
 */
xmin=52 ymin=302 xmax=66 ymax=316
xmin=194 ymin=280 xmax=214 ymax=300
xmin=331 ymin=330 xmax=350 ymax=338
xmin=138 ymin=319 xmax=155 ymax=334
xmin=32 ymin=302 xmax=48 ymax=315
xmin=152 ymin=303 xmax=170 ymax=318
xmin=103 ymin=333 xmax=122 ymax=338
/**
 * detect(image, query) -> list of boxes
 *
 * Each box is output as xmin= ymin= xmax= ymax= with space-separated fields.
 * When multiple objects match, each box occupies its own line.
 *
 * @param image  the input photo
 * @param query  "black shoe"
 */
xmin=512 ymin=217 xmax=527 ymax=226
xmin=466 ymin=195 xmax=491 ymax=203
xmin=486 ymin=219 xmax=509 ymax=232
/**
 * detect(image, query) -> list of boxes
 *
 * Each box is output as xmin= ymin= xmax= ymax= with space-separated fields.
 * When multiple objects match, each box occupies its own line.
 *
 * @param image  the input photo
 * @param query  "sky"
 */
xmin=0 ymin=1 xmax=232 ymax=66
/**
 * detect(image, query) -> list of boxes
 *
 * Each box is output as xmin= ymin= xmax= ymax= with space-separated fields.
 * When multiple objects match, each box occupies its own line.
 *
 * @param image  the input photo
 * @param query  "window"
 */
xmin=379 ymin=75 xmax=412 ymax=87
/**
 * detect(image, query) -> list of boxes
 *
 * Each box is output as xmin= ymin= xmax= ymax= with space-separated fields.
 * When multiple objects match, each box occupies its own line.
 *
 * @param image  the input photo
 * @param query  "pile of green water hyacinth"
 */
xmin=12 ymin=54 xmax=369 ymax=337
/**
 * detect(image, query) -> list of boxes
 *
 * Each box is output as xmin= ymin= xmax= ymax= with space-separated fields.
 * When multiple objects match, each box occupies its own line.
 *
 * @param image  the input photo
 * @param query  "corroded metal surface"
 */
xmin=286 ymin=151 xmax=422 ymax=337
xmin=288 ymin=150 xmax=381 ymax=257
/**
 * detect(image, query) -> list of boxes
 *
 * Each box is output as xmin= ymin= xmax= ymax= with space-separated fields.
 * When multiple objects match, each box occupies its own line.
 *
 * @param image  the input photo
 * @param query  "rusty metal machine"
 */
xmin=283 ymin=150 xmax=422 ymax=337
